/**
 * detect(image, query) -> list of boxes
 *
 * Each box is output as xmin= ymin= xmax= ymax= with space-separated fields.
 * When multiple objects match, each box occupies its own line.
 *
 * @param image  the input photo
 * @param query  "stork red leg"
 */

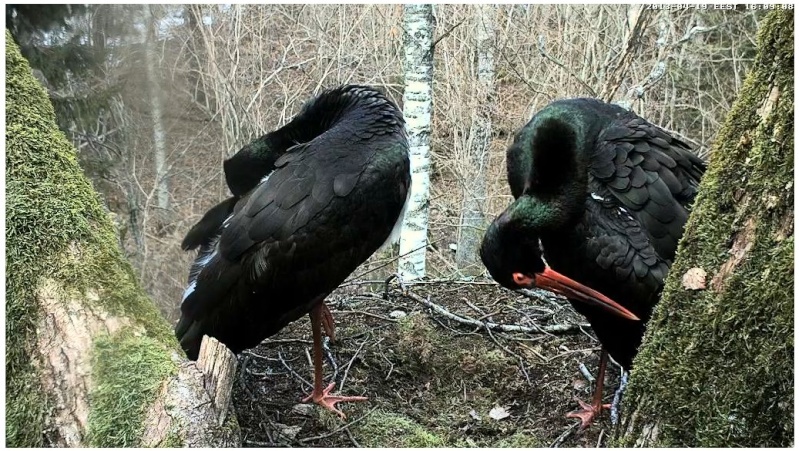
xmin=302 ymin=303 xmax=367 ymax=418
xmin=567 ymin=348 xmax=611 ymax=429
xmin=320 ymin=302 xmax=336 ymax=343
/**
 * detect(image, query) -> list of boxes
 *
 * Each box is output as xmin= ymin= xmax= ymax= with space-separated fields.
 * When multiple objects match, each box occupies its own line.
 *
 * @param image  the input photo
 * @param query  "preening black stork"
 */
xmin=176 ymin=85 xmax=410 ymax=417
xmin=480 ymin=98 xmax=705 ymax=428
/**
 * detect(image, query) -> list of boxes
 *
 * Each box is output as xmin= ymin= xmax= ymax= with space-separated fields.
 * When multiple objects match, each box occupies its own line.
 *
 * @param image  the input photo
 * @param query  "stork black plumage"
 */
xmin=480 ymin=98 xmax=705 ymax=428
xmin=176 ymin=85 xmax=410 ymax=417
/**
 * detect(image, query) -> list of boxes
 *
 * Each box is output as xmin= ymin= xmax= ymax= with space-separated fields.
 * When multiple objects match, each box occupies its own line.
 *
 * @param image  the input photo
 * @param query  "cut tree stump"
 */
xmin=197 ymin=336 xmax=239 ymax=425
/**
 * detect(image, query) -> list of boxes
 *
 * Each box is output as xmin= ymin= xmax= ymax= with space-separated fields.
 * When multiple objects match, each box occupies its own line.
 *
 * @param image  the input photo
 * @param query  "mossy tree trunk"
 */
xmin=614 ymin=10 xmax=793 ymax=447
xmin=6 ymin=32 xmax=240 ymax=447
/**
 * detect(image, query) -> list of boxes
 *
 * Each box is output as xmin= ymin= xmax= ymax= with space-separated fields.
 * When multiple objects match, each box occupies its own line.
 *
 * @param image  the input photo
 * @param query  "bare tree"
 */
xmin=140 ymin=5 xmax=170 ymax=227
xmin=456 ymin=4 xmax=496 ymax=275
xmin=399 ymin=4 xmax=435 ymax=281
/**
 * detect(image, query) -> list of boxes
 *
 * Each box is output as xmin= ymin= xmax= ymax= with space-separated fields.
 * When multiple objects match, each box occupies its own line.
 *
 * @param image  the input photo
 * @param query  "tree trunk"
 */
xmin=614 ymin=10 xmax=793 ymax=447
xmin=141 ymin=5 xmax=171 ymax=229
xmin=6 ymin=31 xmax=240 ymax=447
xmin=399 ymin=4 xmax=435 ymax=281
xmin=456 ymin=4 xmax=496 ymax=275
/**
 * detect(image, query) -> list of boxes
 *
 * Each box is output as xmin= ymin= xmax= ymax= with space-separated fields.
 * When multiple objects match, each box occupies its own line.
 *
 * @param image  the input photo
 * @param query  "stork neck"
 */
xmin=519 ymin=106 xmax=595 ymax=222
xmin=504 ymin=195 xmax=575 ymax=233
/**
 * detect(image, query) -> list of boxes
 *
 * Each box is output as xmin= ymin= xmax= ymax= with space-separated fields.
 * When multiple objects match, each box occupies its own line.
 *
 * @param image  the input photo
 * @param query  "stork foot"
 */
xmin=566 ymin=397 xmax=611 ymax=430
xmin=302 ymin=382 xmax=367 ymax=419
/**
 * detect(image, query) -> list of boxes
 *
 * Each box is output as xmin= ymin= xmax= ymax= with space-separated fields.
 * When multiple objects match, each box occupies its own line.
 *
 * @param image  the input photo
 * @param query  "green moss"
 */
xmin=396 ymin=313 xmax=438 ymax=366
xmin=616 ymin=10 xmax=793 ymax=447
xmin=86 ymin=331 xmax=177 ymax=447
xmin=353 ymin=410 xmax=447 ymax=447
xmin=494 ymin=431 xmax=541 ymax=447
xmin=6 ymin=31 xmax=177 ymax=446
xmin=388 ymin=312 xmax=523 ymax=445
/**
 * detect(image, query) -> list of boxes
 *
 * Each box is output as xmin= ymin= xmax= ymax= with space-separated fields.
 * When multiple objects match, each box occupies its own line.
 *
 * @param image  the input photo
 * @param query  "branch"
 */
xmin=671 ymin=25 xmax=719 ymax=48
xmin=536 ymin=35 xmax=597 ymax=97
xmin=402 ymin=290 xmax=590 ymax=334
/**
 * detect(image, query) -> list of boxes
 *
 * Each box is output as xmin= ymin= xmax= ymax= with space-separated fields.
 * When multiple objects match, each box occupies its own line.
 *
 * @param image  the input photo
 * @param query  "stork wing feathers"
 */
xmin=181 ymin=138 xmax=410 ymax=323
xmin=181 ymin=196 xmax=238 ymax=251
xmin=586 ymin=201 xmax=669 ymax=304
xmin=590 ymin=117 xmax=706 ymax=261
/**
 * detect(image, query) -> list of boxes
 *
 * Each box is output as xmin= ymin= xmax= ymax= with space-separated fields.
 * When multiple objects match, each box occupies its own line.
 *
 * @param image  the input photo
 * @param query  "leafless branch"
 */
xmin=403 ymin=290 xmax=589 ymax=335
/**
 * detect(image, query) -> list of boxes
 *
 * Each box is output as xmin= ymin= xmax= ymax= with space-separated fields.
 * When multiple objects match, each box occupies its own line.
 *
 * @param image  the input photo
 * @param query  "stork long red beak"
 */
xmin=513 ymin=268 xmax=639 ymax=321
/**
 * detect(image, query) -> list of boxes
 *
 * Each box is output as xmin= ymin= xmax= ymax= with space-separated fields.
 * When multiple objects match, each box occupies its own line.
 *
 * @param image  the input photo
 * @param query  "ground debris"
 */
xmin=489 ymin=406 xmax=511 ymax=421
xmin=232 ymin=280 xmax=615 ymax=447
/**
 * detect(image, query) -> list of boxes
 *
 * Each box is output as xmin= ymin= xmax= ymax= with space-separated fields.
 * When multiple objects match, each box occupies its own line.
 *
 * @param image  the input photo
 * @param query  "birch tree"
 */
xmin=456 ymin=5 xmax=496 ymax=275
xmin=399 ymin=4 xmax=435 ymax=281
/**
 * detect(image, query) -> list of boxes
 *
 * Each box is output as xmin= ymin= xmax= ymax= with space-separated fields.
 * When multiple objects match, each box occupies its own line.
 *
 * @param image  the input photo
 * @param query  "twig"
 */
xmin=334 ymin=310 xmax=398 ymax=323
xmin=466 ymin=299 xmax=526 ymax=361
xmin=322 ymin=336 xmax=338 ymax=381
xmin=579 ymin=363 xmax=596 ymax=383
xmin=261 ymin=338 xmax=314 ymax=346
xmin=245 ymin=367 xmax=285 ymax=378
xmin=550 ymin=422 xmax=579 ymax=448
xmin=380 ymin=349 xmax=395 ymax=381
xmin=611 ymin=371 xmax=629 ymax=425
xmin=404 ymin=291 xmax=589 ymax=335
xmin=278 ymin=351 xmax=313 ymax=389
xmin=548 ymin=347 xmax=602 ymax=362
xmin=238 ymin=355 xmax=256 ymax=398
xmin=464 ymin=299 xmax=501 ymax=322
xmin=383 ymin=273 xmax=397 ymax=299
xmin=518 ymin=288 xmax=570 ymax=311
xmin=518 ymin=357 xmax=532 ymax=387
xmin=346 ymin=238 xmax=445 ymax=282
xmin=304 ymin=347 xmax=313 ymax=368
xmin=431 ymin=18 xmax=465 ymax=51
xmin=496 ymin=44 xmax=552 ymax=99
xmin=537 ymin=35 xmax=597 ymax=97
xmin=339 ymin=338 xmax=369 ymax=391
xmin=297 ymin=406 xmax=379 ymax=443
xmin=398 ymin=278 xmax=498 ymax=286
xmin=578 ymin=324 xmax=599 ymax=343
xmin=241 ymin=350 xmax=270 ymax=360
xmin=346 ymin=427 xmax=361 ymax=448
xmin=338 ymin=279 xmax=389 ymax=288
xmin=518 ymin=343 xmax=550 ymax=363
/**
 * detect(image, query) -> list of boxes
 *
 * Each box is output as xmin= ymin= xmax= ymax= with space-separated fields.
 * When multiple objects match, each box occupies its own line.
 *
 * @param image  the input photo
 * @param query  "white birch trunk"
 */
xmin=456 ymin=5 xmax=495 ymax=275
xmin=399 ymin=4 xmax=435 ymax=281
xmin=141 ymin=5 xmax=169 ymax=215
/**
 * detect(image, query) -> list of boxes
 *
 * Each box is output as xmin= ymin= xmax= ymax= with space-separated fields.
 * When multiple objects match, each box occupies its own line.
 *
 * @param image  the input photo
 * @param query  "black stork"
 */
xmin=175 ymin=85 xmax=411 ymax=418
xmin=480 ymin=98 xmax=705 ymax=429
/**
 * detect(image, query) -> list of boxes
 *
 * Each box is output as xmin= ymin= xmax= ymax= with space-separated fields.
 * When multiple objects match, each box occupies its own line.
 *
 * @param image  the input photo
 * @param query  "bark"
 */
xmin=399 ymin=4 xmax=435 ymax=281
xmin=6 ymin=31 xmax=240 ymax=447
xmin=456 ymin=4 xmax=496 ymax=275
xmin=614 ymin=10 xmax=793 ymax=447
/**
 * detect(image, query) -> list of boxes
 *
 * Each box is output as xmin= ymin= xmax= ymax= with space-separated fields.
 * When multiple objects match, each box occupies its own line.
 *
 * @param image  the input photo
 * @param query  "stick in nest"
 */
xmin=551 ymin=422 xmax=579 ymax=448
xmin=278 ymin=351 xmax=313 ymax=389
xmin=297 ymin=405 xmax=380 ymax=444
xmin=403 ymin=290 xmax=590 ymax=335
